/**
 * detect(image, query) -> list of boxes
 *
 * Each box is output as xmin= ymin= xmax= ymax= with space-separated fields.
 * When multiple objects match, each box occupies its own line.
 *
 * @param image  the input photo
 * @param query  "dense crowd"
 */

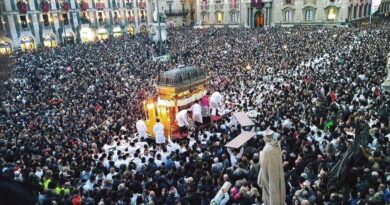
xmin=0 ymin=18 xmax=390 ymax=205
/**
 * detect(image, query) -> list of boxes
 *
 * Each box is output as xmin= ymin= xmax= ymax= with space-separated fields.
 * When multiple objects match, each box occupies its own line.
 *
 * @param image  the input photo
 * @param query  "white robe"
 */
xmin=176 ymin=110 xmax=189 ymax=127
xmin=136 ymin=120 xmax=148 ymax=139
xmin=190 ymin=103 xmax=203 ymax=123
xmin=153 ymin=122 xmax=165 ymax=144
xmin=210 ymin=91 xmax=223 ymax=109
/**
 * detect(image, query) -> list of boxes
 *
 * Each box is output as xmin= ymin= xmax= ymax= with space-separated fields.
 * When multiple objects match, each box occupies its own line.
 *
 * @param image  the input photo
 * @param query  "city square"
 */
xmin=0 ymin=0 xmax=390 ymax=205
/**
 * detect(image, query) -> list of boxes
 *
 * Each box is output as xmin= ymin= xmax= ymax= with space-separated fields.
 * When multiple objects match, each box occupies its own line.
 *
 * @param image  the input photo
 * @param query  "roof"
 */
xmin=158 ymin=65 xmax=206 ymax=87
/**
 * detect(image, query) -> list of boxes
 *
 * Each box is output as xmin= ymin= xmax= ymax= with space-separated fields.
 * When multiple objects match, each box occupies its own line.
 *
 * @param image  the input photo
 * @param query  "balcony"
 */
xmin=128 ymin=16 xmax=135 ymax=22
xmin=165 ymin=9 xmax=189 ymax=16
xmin=201 ymin=5 xmax=209 ymax=11
xmin=215 ymin=3 xmax=223 ymax=10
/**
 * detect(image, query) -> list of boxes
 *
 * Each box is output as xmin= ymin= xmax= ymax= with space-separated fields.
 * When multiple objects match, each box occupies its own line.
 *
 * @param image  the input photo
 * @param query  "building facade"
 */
xmin=0 ymin=0 xmax=151 ymax=51
xmin=0 ymin=0 xmax=389 ymax=53
xmin=196 ymin=0 xmax=356 ymax=27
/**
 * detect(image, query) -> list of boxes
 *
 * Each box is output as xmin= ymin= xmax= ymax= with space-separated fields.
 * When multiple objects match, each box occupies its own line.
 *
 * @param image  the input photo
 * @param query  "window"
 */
xmin=202 ymin=13 xmax=208 ymax=23
xmin=216 ymin=11 xmax=223 ymax=24
xmin=140 ymin=10 xmax=145 ymax=22
xmin=230 ymin=12 xmax=238 ymax=23
xmin=168 ymin=2 xmax=172 ymax=13
xmin=304 ymin=9 xmax=314 ymax=21
xmin=98 ymin=11 xmax=103 ymax=24
xmin=20 ymin=15 xmax=28 ymax=28
xmin=284 ymin=10 xmax=293 ymax=21
xmin=42 ymin=14 xmax=50 ymax=26
xmin=127 ymin=10 xmax=134 ymax=21
xmin=62 ymin=13 xmax=69 ymax=25
xmin=327 ymin=7 xmax=336 ymax=20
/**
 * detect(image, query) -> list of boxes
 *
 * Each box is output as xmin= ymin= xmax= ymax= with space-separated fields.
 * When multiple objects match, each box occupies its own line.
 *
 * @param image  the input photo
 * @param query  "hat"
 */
xmin=264 ymin=128 xmax=274 ymax=136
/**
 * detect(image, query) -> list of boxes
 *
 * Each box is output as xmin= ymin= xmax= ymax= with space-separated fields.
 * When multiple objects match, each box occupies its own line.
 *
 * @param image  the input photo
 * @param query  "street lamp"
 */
xmin=156 ymin=0 xmax=163 ymax=55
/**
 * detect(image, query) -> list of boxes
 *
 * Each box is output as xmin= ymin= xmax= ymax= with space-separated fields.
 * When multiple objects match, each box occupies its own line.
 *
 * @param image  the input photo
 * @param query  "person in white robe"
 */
xmin=136 ymin=118 xmax=148 ymax=140
xmin=210 ymin=91 xmax=223 ymax=115
xmin=190 ymin=100 xmax=203 ymax=126
xmin=176 ymin=109 xmax=190 ymax=134
xmin=153 ymin=119 xmax=165 ymax=145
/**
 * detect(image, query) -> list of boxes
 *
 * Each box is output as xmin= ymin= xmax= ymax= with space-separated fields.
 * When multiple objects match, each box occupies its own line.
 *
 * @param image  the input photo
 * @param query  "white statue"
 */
xmin=258 ymin=128 xmax=286 ymax=205
xmin=381 ymin=53 xmax=390 ymax=91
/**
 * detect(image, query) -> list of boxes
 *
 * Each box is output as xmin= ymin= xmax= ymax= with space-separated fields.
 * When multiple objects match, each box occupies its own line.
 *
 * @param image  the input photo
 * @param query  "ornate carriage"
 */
xmin=144 ymin=66 xmax=207 ymax=138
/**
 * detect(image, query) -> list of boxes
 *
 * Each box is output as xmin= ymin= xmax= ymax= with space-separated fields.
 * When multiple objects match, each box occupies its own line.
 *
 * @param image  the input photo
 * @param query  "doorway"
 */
xmin=254 ymin=11 xmax=264 ymax=27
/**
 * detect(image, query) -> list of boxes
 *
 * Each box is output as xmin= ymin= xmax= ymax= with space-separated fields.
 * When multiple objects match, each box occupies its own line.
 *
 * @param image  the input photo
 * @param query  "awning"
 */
xmin=225 ymin=131 xmax=256 ymax=148
xmin=232 ymin=112 xmax=254 ymax=127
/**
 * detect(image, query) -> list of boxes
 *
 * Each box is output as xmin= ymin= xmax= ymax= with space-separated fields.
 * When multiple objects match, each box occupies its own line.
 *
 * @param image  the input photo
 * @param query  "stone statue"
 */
xmin=387 ymin=53 xmax=390 ymax=68
xmin=258 ymin=128 xmax=286 ymax=205
xmin=381 ymin=52 xmax=390 ymax=91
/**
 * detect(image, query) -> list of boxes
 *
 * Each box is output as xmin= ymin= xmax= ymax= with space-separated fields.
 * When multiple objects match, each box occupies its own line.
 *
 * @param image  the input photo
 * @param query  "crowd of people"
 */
xmin=0 ymin=17 xmax=390 ymax=205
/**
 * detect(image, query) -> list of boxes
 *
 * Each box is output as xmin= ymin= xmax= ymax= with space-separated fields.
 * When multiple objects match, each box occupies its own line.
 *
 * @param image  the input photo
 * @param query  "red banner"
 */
xmin=232 ymin=0 xmax=236 ymax=8
xmin=19 ymin=2 xmax=27 ymax=13
xmin=81 ymin=2 xmax=88 ymax=11
xmin=62 ymin=2 xmax=70 ymax=11
xmin=42 ymin=2 xmax=49 ymax=12
xmin=202 ymin=0 xmax=206 ymax=9
xmin=252 ymin=0 xmax=262 ymax=8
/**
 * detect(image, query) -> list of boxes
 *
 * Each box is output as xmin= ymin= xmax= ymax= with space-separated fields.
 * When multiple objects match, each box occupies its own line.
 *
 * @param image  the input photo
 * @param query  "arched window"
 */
xmin=284 ymin=10 xmax=293 ymax=22
xmin=327 ymin=7 xmax=336 ymax=20
xmin=202 ymin=12 xmax=209 ymax=23
xmin=230 ymin=12 xmax=238 ymax=23
xmin=304 ymin=9 xmax=314 ymax=21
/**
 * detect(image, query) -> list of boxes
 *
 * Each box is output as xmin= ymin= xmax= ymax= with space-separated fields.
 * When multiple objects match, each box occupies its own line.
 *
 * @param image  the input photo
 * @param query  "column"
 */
xmin=31 ymin=13 xmax=41 ymax=45
xmin=224 ymin=0 xmax=229 ymax=24
xmin=197 ymin=0 xmax=201 ymax=25
xmin=53 ymin=13 xmax=60 ymax=41
xmin=265 ymin=2 xmax=271 ymax=26
xmin=28 ymin=0 xmax=37 ymax=10
xmin=4 ymin=0 xmax=13 ymax=11
xmin=7 ymin=15 xmax=19 ymax=47
xmin=133 ymin=0 xmax=139 ymax=32
xmin=210 ymin=0 xmax=215 ymax=24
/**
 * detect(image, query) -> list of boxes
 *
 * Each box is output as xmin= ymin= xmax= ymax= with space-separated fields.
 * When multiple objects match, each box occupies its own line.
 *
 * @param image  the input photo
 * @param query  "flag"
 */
xmin=232 ymin=0 xmax=237 ymax=8
xmin=252 ymin=0 xmax=261 ymax=8
xmin=324 ymin=120 xmax=334 ymax=131
xmin=371 ymin=0 xmax=382 ymax=15
xmin=202 ymin=0 xmax=206 ymax=9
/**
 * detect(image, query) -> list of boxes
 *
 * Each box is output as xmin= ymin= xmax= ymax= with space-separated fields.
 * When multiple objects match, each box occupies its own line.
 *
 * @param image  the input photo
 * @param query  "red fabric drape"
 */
xmin=63 ymin=2 xmax=70 ymax=11
xmin=42 ymin=2 xmax=49 ymax=12
xmin=20 ymin=2 xmax=27 ymax=13
xmin=81 ymin=2 xmax=88 ymax=11
xmin=251 ymin=0 xmax=262 ymax=8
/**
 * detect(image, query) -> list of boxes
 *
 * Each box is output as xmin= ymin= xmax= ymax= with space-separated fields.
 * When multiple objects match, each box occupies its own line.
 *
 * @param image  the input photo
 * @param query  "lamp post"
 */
xmin=156 ymin=0 xmax=162 ymax=55
xmin=239 ymin=0 xmax=242 ymax=34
